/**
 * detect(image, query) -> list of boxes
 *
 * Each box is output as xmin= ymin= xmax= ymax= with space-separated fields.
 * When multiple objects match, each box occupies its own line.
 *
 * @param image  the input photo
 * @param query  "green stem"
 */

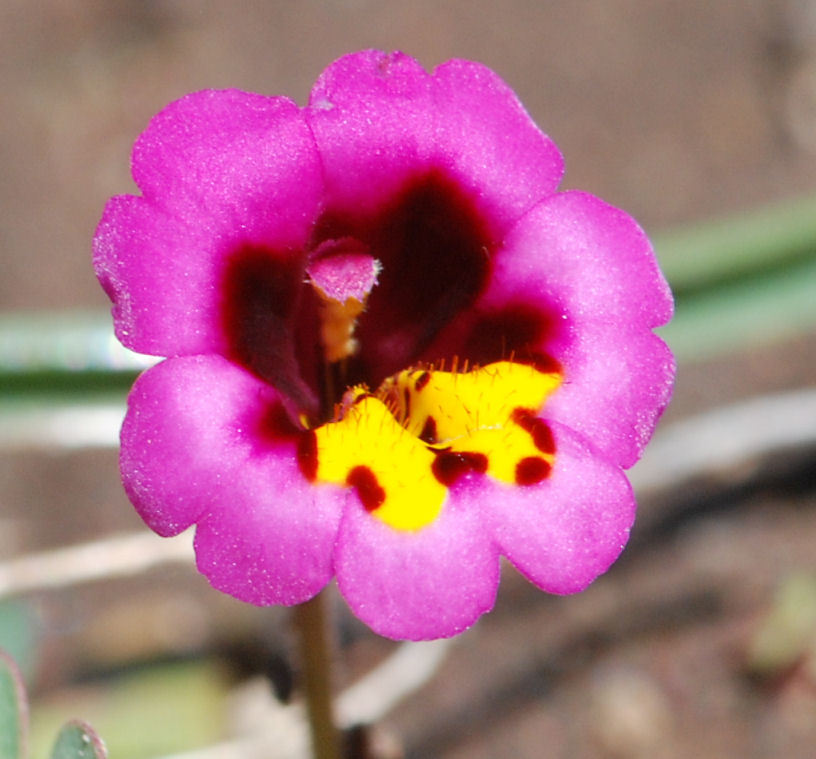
xmin=293 ymin=593 xmax=341 ymax=759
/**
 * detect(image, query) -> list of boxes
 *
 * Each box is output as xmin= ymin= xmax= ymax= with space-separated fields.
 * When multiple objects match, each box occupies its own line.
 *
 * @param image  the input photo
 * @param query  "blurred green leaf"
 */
xmin=30 ymin=660 xmax=226 ymax=759
xmin=654 ymin=192 xmax=816 ymax=296
xmin=0 ymin=650 xmax=26 ymax=759
xmin=659 ymin=256 xmax=816 ymax=361
xmin=50 ymin=722 xmax=107 ymax=759
xmin=0 ymin=603 xmax=35 ymax=682
xmin=0 ymin=311 xmax=149 ymax=375
xmin=0 ymin=310 xmax=147 ymax=402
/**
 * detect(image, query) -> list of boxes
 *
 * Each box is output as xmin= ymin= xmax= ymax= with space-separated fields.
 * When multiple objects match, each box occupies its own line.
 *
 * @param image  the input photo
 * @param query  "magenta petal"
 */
xmin=485 ymin=191 xmax=675 ymax=466
xmin=308 ymin=50 xmax=563 ymax=237
xmin=547 ymin=328 xmax=675 ymax=468
xmin=334 ymin=495 xmax=499 ymax=640
xmin=308 ymin=51 xmax=435 ymax=218
xmin=131 ymin=90 xmax=322 ymax=240
xmin=93 ymin=90 xmax=323 ymax=357
xmin=430 ymin=58 xmax=564 ymax=229
xmin=94 ymin=196 xmax=226 ymax=355
xmin=484 ymin=422 xmax=636 ymax=594
xmin=194 ymin=490 xmax=340 ymax=607
xmin=499 ymin=191 xmax=673 ymax=327
xmin=121 ymin=355 xmax=341 ymax=604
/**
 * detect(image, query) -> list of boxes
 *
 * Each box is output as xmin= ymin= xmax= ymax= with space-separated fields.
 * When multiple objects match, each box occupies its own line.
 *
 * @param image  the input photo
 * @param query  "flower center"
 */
xmin=298 ymin=360 xmax=562 ymax=531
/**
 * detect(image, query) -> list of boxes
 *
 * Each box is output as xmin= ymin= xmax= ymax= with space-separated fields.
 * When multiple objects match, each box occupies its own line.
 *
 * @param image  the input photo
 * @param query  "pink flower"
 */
xmin=93 ymin=50 xmax=674 ymax=640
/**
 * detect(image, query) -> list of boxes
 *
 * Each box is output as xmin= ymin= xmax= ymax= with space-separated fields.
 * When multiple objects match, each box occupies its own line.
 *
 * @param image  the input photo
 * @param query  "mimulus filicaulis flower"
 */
xmin=93 ymin=50 xmax=675 ymax=640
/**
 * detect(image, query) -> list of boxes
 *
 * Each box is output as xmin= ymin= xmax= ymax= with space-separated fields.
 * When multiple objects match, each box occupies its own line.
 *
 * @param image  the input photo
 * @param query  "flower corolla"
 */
xmin=94 ymin=50 xmax=675 ymax=640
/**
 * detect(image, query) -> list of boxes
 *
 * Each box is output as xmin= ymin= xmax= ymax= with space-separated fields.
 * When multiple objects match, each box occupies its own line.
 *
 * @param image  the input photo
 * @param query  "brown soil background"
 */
xmin=2 ymin=2 xmax=816 ymax=758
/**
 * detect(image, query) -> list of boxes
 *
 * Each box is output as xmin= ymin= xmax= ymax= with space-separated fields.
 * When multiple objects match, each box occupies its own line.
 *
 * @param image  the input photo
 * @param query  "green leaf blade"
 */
xmin=0 ymin=650 xmax=26 ymax=759
xmin=50 ymin=722 xmax=107 ymax=759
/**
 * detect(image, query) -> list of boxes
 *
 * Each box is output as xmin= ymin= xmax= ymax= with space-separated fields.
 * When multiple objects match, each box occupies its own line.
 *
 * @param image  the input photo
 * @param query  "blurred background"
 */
xmin=1 ymin=1 xmax=815 ymax=757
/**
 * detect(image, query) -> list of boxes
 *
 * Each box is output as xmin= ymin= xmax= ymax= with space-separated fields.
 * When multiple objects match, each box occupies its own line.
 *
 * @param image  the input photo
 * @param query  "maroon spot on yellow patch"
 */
xmin=353 ymin=392 xmax=373 ymax=405
xmin=515 ymin=456 xmax=552 ymax=485
xmin=512 ymin=408 xmax=556 ymax=454
xmin=346 ymin=465 xmax=386 ymax=512
xmin=432 ymin=450 xmax=488 ymax=486
xmin=296 ymin=430 xmax=319 ymax=481
xmin=414 ymin=371 xmax=431 ymax=391
xmin=419 ymin=416 xmax=438 ymax=444
xmin=403 ymin=387 xmax=411 ymax=417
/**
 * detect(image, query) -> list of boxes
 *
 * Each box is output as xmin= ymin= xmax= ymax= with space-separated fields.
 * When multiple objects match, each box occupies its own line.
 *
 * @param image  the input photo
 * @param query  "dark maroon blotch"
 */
xmin=296 ymin=430 xmax=319 ymax=482
xmin=419 ymin=416 xmax=438 ymax=444
xmin=515 ymin=456 xmax=552 ymax=486
xmin=432 ymin=450 xmax=488 ymax=486
xmin=346 ymin=465 xmax=386 ymax=512
xmin=511 ymin=408 xmax=556 ymax=454
xmin=528 ymin=353 xmax=563 ymax=375
xmin=220 ymin=244 xmax=323 ymax=417
xmin=463 ymin=302 xmax=563 ymax=374
xmin=221 ymin=245 xmax=302 ymax=376
xmin=414 ymin=371 xmax=431 ymax=391
xmin=255 ymin=402 xmax=300 ymax=442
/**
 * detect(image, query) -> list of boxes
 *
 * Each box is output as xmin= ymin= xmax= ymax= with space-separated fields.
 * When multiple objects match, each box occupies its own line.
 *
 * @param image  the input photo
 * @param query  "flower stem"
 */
xmin=293 ymin=592 xmax=342 ymax=759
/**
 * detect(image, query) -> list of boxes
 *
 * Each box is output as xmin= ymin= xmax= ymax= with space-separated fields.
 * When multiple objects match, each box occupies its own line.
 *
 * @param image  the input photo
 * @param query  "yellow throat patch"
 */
xmin=301 ymin=361 xmax=562 ymax=532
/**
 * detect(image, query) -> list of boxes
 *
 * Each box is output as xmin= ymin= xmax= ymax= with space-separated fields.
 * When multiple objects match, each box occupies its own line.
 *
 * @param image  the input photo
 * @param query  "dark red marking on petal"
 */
xmin=347 ymin=465 xmax=386 ymax=512
xmin=463 ymin=302 xmax=563 ymax=374
xmin=353 ymin=392 xmax=373 ymax=405
xmin=515 ymin=456 xmax=552 ymax=485
xmin=414 ymin=371 xmax=431 ymax=391
xmin=251 ymin=401 xmax=319 ymax=468
xmin=511 ymin=408 xmax=556 ymax=454
xmin=221 ymin=245 xmax=320 ymax=414
xmin=403 ymin=387 xmax=411 ymax=418
xmin=296 ymin=431 xmax=319 ymax=482
xmin=432 ymin=450 xmax=488 ymax=486
xmin=419 ymin=416 xmax=438 ymax=444
xmin=221 ymin=245 xmax=301 ymax=372
xmin=528 ymin=353 xmax=563 ymax=375
xmin=256 ymin=402 xmax=299 ymax=441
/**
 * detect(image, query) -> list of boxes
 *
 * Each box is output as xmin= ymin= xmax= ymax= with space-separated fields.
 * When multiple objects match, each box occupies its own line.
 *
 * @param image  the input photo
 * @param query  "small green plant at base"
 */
xmin=0 ymin=650 xmax=106 ymax=759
